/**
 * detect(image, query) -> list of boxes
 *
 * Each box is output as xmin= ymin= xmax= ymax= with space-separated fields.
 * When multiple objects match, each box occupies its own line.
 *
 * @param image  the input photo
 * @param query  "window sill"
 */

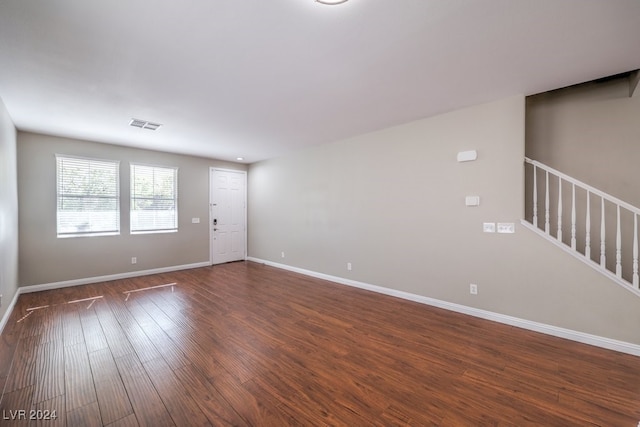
xmin=130 ymin=229 xmax=178 ymax=235
xmin=57 ymin=232 xmax=120 ymax=239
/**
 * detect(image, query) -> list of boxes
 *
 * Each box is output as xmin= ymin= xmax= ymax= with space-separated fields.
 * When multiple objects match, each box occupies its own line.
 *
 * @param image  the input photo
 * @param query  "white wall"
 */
xmin=248 ymin=95 xmax=640 ymax=345
xmin=0 ymin=96 xmax=18 ymax=327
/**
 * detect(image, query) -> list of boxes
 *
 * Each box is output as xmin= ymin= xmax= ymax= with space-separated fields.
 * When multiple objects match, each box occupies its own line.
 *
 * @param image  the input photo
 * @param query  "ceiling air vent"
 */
xmin=129 ymin=118 xmax=162 ymax=130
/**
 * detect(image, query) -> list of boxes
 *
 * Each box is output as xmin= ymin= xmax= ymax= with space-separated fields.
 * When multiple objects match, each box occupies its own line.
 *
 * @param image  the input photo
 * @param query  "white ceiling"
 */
xmin=1 ymin=0 xmax=639 ymax=164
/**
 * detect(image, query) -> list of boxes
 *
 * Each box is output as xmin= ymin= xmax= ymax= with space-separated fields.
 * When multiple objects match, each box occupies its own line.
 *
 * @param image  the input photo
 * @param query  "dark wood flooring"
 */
xmin=1 ymin=261 xmax=640 ymax=426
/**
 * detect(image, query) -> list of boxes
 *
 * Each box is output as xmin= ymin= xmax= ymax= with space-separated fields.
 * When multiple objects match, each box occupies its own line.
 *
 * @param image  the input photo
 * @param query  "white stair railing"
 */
xmin=525 ymin=158 xmax=640 ymax=291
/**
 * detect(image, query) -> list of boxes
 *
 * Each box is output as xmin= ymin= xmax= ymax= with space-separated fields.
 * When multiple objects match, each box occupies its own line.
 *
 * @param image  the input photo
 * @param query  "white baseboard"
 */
xmin=19 ymin=262 xmax=211 ymax=294
xmin=0 ymin=289 xmax=21 ymax=336
xmin=246 ymin=257 xmax=640 ymax=357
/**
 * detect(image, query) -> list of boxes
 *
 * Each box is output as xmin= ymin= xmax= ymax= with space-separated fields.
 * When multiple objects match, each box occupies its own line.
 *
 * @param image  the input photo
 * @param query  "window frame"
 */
xmin=130 ymin=162 xmax=179 ymax=235
xmin=55 ymin=154 xmax=121 ymax=238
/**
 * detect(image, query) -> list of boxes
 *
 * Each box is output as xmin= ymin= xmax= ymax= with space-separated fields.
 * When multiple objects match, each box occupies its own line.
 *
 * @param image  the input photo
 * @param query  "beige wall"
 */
xmin=526 ymin=75 xmax=640 ymax=205
xmin=18 ymin=132 xmax=246 ymax=286
xmin=526 ymin=76 xmax=640 ymax=280
xmin=0 ymin=97 xmax=18 ymax=325
xmin=248 ymin=95 xmax=640 ymax=345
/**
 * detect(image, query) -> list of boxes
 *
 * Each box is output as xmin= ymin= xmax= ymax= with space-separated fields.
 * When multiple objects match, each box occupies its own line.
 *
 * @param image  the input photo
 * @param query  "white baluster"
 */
xmin=634 ymin=214 xmax=639 ymax=288
xmin=585 ymin=192 xmax=591 ymax=260
xmin=533 ymin=165 xmax=538 ymax=228
xmin=571 ymin=184 xmax=576 ymax=249
xmin=557 ymin=178 xmax=563 ymax=241
xmin=600 ymin=198 xmax=606 ymax=267
xmin=616 ymin=205 xmax=622 ymax=277
xmin=545 ymin=171 xmax=550 ymax=234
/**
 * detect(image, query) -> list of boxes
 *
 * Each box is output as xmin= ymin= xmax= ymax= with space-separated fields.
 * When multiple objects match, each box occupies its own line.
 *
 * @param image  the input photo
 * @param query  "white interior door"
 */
xmin=210 ymin=168 xmax=246 ymax=265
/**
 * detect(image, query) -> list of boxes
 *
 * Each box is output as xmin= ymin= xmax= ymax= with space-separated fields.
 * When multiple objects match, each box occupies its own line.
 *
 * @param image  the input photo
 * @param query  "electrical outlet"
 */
xmin=281 ymin=252 xmax=285 ymax=258
xmin=470 ymin=284 xmax=478 ymax=295
xmin=347 ymin=262 xmax=352 ymax=271
xmin=131 ymin=257 xmax=137 ymax=264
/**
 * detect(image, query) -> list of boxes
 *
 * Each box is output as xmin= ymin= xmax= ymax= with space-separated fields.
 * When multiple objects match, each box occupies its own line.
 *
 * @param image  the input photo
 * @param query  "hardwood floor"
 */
xmin=1 ymin=261 xmax=640 ymax=426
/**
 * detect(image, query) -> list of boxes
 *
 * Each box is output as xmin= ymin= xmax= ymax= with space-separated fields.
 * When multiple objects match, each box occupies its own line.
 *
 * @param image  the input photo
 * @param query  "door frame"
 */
xmin=209 ymin=167 xmax=247 ymax=265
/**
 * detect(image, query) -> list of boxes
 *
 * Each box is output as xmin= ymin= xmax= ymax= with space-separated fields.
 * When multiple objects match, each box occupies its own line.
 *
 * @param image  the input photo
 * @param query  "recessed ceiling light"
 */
xmin=316 ymin=0 xmax=349 ymax=4
xmin=236 ymin=157 xmax=244 ymax=161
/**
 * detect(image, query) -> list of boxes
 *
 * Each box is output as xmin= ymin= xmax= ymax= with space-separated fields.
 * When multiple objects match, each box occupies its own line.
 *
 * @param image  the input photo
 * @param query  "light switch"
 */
xmin=192 ymin=218 xmax=200 ymax=224
xmin=483 ymin=223 xmax=496 ymax=233
xmin=497 ymin=223 xmax=515 ymax=233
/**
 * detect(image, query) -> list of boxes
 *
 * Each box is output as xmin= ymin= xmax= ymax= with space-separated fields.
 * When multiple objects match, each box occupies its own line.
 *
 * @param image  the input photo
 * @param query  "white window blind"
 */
xmin=56 ymin=155 xmax=120 ymax=237
xmin=131 ymin=164 xmax=178 ymax=233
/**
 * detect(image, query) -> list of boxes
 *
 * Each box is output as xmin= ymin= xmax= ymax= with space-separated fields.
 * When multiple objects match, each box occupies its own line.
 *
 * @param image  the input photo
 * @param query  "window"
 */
xmin=130 ymin=163 xmax=178 ymax=233
xmin=56 ymin=155 xmax=120 ymax=237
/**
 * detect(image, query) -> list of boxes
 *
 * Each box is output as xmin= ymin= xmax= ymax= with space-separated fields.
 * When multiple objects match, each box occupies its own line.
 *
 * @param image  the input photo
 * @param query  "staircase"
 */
xmin=523 ymin=158 xmax=640 ymax=296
